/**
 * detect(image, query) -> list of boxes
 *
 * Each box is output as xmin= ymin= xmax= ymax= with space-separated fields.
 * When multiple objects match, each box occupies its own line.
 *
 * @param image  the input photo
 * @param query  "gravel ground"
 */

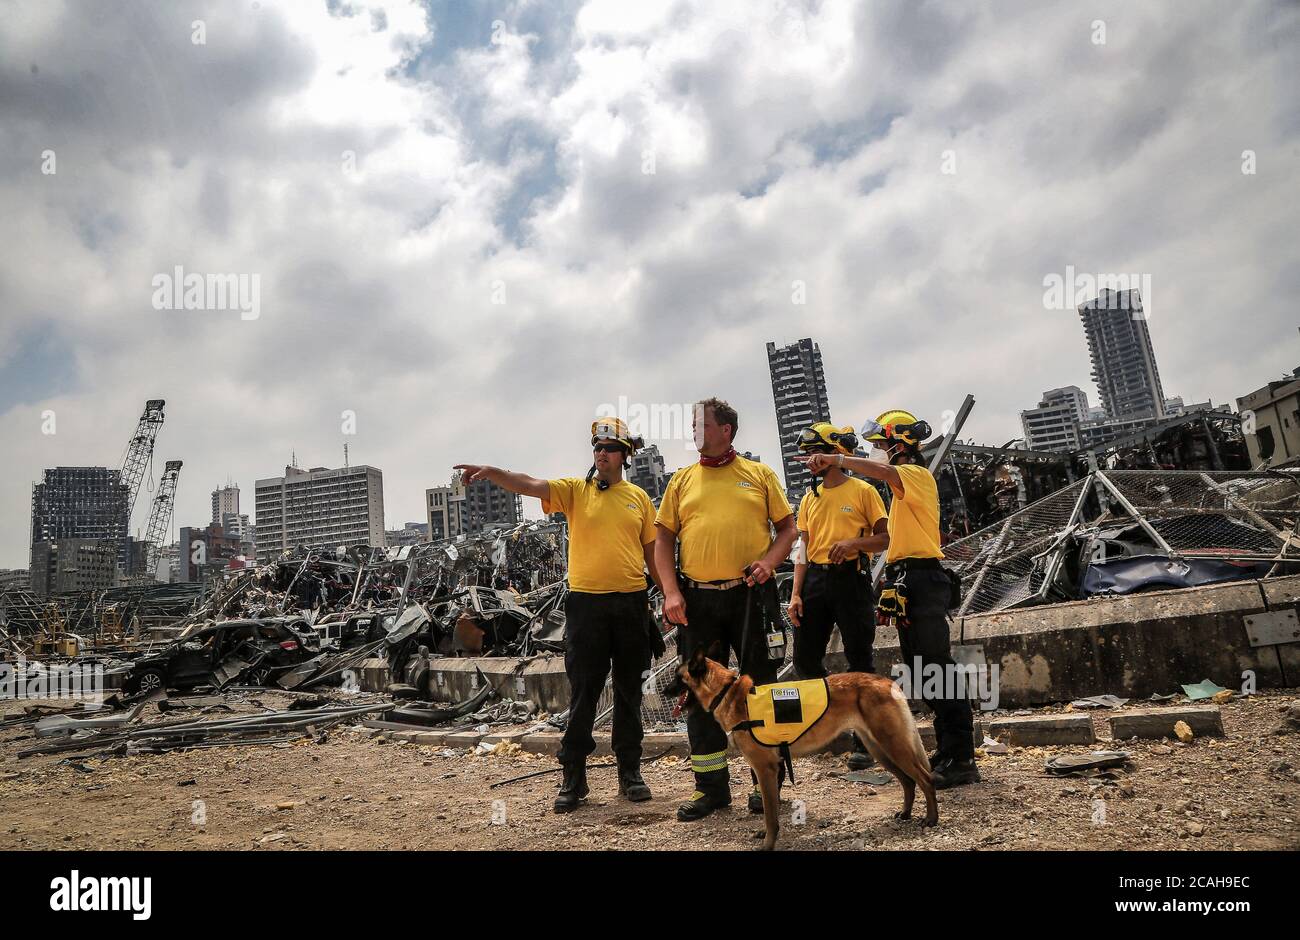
xmin=2 ymin=689 xmax=1297 ymax=851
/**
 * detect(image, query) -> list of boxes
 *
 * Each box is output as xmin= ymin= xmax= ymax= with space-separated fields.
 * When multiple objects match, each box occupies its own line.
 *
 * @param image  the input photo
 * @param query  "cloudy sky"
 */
xmin=1 ymin=0 xmax=1297 ymax=568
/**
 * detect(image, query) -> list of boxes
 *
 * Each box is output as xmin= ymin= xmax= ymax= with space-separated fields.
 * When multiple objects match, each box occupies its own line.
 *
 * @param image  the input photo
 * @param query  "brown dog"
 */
xmin=666 ymin=646 xmax=937 ymax=850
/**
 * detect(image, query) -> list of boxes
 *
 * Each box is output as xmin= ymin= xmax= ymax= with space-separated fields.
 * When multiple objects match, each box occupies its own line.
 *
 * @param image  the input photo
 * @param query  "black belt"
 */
xmin=808 ymin=560 xmax=861 ymax=571
xmin=885 ymin=557 xmax=944 ymax=576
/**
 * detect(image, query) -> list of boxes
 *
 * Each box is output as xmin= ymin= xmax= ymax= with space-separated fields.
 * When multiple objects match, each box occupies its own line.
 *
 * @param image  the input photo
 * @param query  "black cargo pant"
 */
xmin=678 ymin=581 xmax=781 ymax=797
xmin=888 ymin=563 xmax=975 ymax=762
xmin=557 ymin=589 xmax=651 ymax=770
xmin=793 ymin=560 xmax=876 ymax=678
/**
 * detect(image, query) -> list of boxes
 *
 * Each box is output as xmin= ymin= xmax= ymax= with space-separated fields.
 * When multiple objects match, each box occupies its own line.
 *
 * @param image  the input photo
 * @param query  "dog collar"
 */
xmin=707 ymin=676 xmax=738 ymax=714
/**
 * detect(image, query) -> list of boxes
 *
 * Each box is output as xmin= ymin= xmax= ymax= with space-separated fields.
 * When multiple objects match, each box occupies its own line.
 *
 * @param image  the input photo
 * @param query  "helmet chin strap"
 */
xmin=586 ymin=464 xmax=610 ymax=490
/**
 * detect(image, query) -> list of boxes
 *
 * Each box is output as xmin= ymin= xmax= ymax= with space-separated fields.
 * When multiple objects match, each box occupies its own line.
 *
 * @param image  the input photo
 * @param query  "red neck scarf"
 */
xmin=699 ymin=446 xmax=737 ymax=468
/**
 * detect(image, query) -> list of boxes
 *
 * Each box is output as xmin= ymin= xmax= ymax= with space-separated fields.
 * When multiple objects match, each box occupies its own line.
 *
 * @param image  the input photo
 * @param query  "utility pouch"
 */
xmin=944 ymin=568 xmax=963 ymax=611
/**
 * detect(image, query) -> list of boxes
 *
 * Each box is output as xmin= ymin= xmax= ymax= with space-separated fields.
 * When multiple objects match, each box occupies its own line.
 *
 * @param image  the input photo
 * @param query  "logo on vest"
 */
xmin=771 ymin=688 xmax=800 ymax=701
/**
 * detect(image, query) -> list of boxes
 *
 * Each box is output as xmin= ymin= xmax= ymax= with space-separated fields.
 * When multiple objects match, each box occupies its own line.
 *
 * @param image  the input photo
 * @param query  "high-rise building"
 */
xmin=462 ymin=477 xmax=521 ymax=533
xmin=1020 ymin=386 xmax=1090 ymax=452
xmin=767 ymin=338 xmax=832 ymax=498
xmin=1078 ymin=289 xmax=1166 ymax=421
xmin=425 ymin=473 xmax=521 ymax=541
xmin=211 ymin=484 xmax=240 ymax=525
xmin=30 ymin=467 xmax=130 ymax=550
xmin=629 ymin=444 xmax=669 ymax=502
xmin=254 ymin=464 xmax=385 ymax=560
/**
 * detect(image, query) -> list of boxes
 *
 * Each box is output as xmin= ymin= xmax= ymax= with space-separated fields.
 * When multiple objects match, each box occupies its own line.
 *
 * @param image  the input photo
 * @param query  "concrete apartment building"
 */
xmin=29 ymin=538 xmax=119 ymax=595
xmin=767 ymin=337 xmax=833 ymax=498
xmin=1237 ymin=368 xmax=1300 ymax=468
xmin=254 ymin=464 xmax=385 ymax=560
xmin=629 ymin=444 xmax=669 ymax=502
xmin=426 ymin=474 xmax=521 ymax=542
xmin=1021 ymin=386 xmax=1090 ymax=452
xmin=211 ymin=484 xmax=240 ymax=525
xmin=1078 ymin=289 xmax=1166 ymax=421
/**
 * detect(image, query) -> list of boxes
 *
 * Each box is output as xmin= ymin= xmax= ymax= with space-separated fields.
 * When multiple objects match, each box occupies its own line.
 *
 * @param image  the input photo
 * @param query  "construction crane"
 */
xmin=119 ymin=400 xmax=166 ymax=523
xmin=110 ymin=399 xmax=166 ymax=570
xmin=134 ymin=460 xmax=182 ymax=584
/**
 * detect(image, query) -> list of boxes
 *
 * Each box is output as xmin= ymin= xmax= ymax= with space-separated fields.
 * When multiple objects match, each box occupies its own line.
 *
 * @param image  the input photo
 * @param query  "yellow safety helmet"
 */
xmin=861 ymin=410 xmax=932 ymax=447
xmin=797 ymin=421 xmax=858 ymax=456
xmin=591 ymin=416 xmax=643 ymax=454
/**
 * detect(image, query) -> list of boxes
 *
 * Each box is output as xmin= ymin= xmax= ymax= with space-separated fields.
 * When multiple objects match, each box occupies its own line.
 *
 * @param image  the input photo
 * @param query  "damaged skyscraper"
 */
xmin=1078 ymin=289 xmax=1166 ymax=422
xmin=767 ymin=337 xmax=833 ymax=498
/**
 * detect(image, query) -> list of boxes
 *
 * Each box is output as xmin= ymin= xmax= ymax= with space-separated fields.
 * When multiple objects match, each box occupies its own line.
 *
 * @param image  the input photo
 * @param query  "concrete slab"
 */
xmin=1109 ymin=705 xmax=1225 ymax=740
xmin=445 ymin=731 xmax=483 ymax=748
xmin=987 ymin=713 xmax=1095 ymax=745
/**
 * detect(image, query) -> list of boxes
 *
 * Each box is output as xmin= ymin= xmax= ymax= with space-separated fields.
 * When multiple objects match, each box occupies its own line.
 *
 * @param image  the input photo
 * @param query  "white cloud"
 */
xmin=0 ymin=0 xmax=1296 ymax=568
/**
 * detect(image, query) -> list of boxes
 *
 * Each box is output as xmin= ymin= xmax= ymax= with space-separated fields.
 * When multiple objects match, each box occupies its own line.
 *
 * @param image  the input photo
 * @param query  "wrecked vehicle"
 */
xmin=125 ymin=618 xmax=321 ymax=694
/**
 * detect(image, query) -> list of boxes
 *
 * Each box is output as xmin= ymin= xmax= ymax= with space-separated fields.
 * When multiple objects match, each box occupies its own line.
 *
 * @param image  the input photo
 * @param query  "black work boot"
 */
xmin=617 ymin=764 xmax=652 ymax=802
xmin=677 ymin=789 xmax=730 ymax=821
xmin=553 ymin=764 xmax=589 ymax=813
xmin=932 ymin=757 xmax=980 ymax=790
xmin=846 ymin=734 xmax=875 ymax=771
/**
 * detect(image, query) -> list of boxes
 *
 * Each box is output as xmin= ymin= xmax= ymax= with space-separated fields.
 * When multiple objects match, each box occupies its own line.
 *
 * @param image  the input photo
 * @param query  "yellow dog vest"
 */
xmin=741 ymin=678 xmax=830 ymax=747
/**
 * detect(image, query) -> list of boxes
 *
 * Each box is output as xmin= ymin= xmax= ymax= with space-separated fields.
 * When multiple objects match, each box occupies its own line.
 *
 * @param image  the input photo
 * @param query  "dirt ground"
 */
xmin=2 ymin=689 xmax=1297 ymax=851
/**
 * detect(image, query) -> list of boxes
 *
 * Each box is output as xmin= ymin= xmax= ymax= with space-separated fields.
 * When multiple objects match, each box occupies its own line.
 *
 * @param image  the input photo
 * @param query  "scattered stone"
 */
xmin=1175 ymin=721 xmax=1194 ymax=743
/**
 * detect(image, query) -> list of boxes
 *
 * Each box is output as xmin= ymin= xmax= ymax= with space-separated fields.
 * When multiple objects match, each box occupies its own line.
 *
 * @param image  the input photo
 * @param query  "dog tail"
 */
xmin=889 ymin=682 xmax=930 ymax=775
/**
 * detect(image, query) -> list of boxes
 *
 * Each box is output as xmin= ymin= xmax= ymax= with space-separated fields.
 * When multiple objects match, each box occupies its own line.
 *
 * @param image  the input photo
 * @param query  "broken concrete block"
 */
xmin=915 ymin=721 xmax=985 ymax=751
xmin=444 ymin=731 xmax=483 ymax=748
xmin=987 ymin=713 xmax=1095 ymax=746
xmin=520 ymin=731 xmax=563 ymax=756
xmin=411 ymin=731 xmax=446 ymax=746
xmin=1109 ymin=705 xmax=1224 ymax=740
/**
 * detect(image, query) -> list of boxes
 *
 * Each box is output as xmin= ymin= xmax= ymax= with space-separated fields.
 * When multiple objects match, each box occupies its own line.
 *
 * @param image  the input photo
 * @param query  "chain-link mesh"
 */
xmin=939 ymin=470 xmax=1300 ymax=617
xmin=941 ymin=478 xmax=1090 ymax=615
xmin=1102 ymin=470 xmax=1300 ymax=561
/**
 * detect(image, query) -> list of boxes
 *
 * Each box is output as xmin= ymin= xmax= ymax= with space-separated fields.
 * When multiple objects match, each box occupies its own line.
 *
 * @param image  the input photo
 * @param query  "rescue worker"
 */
xmin=786 ymin=421 xmax=888 ymax=771
xmin=655 ymin=397 xmax=798 ymax=820
xmin=798 ymin=410 xmax=979 ymax=789
xmin=455 ymin=416 xmax=663 ymax=813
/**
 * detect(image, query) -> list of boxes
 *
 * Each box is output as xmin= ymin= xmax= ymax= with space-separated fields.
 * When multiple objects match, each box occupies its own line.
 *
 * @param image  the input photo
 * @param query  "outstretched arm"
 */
xmin=798 ymin=453 xmax=903 ymax=493
xmin=453 ymin=464 xmax=550 ymax=500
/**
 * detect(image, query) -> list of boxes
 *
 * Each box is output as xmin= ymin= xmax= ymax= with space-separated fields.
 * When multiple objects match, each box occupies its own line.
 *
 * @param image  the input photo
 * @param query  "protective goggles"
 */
xmin=860 ymin=419 xmax=932 ymax=445
xmin=797 ymin=427 xmax=858 ymax=452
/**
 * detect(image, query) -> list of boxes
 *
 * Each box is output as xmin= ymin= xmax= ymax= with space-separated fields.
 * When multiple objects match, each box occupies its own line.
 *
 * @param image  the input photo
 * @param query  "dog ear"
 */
xmin=706 ymin=640 xmax=722 ymax=661
xmin=687 ymin=645 xmax=708 ymax=678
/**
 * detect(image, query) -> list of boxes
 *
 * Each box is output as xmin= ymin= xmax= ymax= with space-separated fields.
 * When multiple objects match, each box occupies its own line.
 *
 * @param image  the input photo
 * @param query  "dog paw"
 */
xmin=893 ymin=810 xmax=912 ymax=821
xmin=921 ymin=816 xmax=938 ymax=828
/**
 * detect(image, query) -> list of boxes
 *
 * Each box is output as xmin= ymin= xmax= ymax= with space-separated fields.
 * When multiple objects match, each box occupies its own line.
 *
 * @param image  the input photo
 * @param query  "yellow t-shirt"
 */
xmin=543 ymin=478 xmax=656 ymax=593
xmin=656 ymin=456 xmax=793 ymax=582
xmin=796 ymin=477 xmax=887 ymax=564
xmin=885 ymin=463 xmax=944 ymax=563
